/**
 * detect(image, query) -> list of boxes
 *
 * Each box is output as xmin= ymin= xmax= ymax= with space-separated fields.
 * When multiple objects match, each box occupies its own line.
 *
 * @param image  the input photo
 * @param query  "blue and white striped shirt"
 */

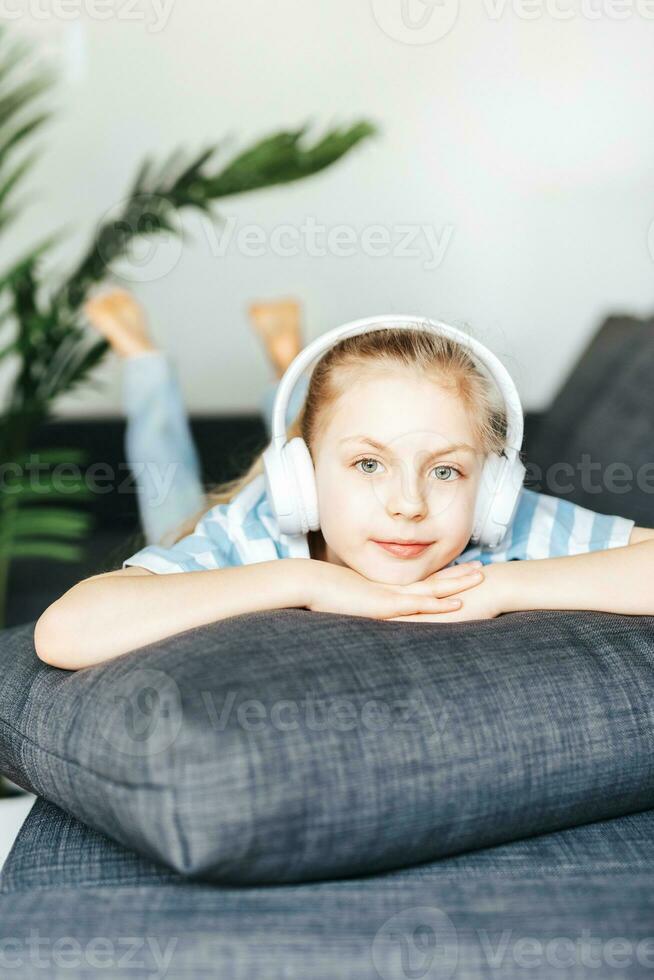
xmin=122 ymin=473 xmax=635 ymax=574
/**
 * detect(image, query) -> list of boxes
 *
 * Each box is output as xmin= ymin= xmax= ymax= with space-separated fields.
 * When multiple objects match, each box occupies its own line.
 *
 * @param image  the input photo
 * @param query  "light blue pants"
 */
xmin=123 ymin=352 xmax=309 ymax=546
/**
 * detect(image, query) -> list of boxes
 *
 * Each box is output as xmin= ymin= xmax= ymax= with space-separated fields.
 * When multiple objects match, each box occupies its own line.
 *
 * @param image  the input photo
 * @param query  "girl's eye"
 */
xmin=354 ymin=457 xmax=385 ymax=475
xmin=353 ymin=459 xmax=462 ymax=480
xmin=431 ymin=465 xmax=461 ymax=481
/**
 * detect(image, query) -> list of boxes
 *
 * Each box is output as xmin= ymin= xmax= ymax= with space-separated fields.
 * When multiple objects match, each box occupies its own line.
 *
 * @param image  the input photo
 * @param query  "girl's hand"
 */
xmin=83 ymin=288 xmax=156 ymax=358
xmin=387 ymin=563 xmax=505 ymax=622
xmin=305 ymin=560 xmax=485 ymax=621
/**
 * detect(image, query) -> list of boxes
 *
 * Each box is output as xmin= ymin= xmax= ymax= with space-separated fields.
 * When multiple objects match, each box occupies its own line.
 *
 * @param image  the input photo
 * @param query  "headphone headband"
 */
xmin=269 ymin=314 xmax=524 ymax=458
xmin=263 ymin=313 xmax=526 ymax=548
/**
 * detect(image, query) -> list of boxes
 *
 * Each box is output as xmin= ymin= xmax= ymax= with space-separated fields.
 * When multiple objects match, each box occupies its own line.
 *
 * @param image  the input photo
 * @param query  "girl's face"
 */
xmin=312 ymin=370 xmax=485 ymax=585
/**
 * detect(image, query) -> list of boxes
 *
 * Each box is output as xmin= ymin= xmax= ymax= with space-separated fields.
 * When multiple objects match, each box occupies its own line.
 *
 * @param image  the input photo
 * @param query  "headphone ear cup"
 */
xmin=262 ymin=441 xmax=293 ymax=532
xmin=283 ymin=437 xmax=320 ymax=534
xmin=472 ymin=454 xmax=525 ymax=549
xmin=471 ymin=455 xmax=497 ymax=545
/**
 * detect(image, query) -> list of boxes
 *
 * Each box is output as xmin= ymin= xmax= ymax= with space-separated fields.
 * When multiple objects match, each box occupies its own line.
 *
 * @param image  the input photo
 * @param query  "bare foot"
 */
xmin=83 ymin=288 xmax=157 ymax=358
xmin=248 ymin=298 xmax=303 ymax=378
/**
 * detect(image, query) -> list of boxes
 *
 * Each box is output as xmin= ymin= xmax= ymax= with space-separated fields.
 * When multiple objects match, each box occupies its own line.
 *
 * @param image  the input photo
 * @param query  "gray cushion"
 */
xmin=1 ymin=797 xmax=654 ymax=980
xmin=1 ymin=609 xmax=654 ymax=884
xmin=529 ymin=314 xmax=654 ymax=526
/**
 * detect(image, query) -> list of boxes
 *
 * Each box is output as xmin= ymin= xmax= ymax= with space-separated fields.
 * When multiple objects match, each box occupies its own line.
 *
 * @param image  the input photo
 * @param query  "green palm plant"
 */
xmin=0 ymin=22 xmax=377 ymax=637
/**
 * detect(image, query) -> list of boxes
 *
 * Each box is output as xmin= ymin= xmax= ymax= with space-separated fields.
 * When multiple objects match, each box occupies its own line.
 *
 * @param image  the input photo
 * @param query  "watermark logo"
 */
xmin=372 ymin=906 xmax=459 ymax=979
xmin=98 ymin=668 xmax=183 ymax=757
xmin=371 ymin=0 xmax=460 ymax=44
xmin=95 ymin=192 xmax=184 ymax=284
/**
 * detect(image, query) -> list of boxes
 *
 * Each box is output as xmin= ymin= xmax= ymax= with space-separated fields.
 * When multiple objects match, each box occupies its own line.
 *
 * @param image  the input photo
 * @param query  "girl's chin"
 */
xmin=358 ymin=561 xmax=432 ymax=585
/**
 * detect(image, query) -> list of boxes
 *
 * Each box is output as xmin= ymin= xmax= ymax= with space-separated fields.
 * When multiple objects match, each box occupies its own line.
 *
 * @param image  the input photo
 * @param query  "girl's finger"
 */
xmin=435 ymin=573 xmax=482 ymax=598
xmin=395 ymin=593 xmax=463 ymax=617
xmin=388 ymin=614 xmax=442 ymax=622
xmin=407 ymin=571 xmax=483 ymax=599
xmin=432 ymin=561 xmax=483 ymax=578
xmin=388 ymin=601 xmax=463 ymax=621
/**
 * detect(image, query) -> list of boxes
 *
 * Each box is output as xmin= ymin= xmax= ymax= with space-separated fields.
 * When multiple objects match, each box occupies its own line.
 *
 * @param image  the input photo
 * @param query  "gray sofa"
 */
xmin=1 ymin=315 xmax=654 ymax=979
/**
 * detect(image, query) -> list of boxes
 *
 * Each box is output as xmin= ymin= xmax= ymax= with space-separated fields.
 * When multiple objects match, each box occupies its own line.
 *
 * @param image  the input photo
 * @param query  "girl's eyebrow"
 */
xmin=340 ymin=436 xmax=476 ymax=455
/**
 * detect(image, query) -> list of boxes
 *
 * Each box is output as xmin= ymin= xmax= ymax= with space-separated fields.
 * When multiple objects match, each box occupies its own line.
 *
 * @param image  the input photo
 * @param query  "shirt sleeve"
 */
xmin=123 ymin=504 xmax=241 ymax=574
xmin=478 ymin=488 xmax=635 ymax=563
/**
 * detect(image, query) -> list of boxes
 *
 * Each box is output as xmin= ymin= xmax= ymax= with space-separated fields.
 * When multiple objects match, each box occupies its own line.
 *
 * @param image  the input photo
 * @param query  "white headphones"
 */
xmin=262 ymin=314 xmax=526 ymax=549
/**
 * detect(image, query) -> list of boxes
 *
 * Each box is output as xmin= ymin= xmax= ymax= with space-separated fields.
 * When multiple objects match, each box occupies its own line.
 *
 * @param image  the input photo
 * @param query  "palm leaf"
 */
xmin=10 ymin=478 xmax=92 ymax=504
xmin=0 ymin=232 xmax=64 ymax=292
xmin=55 ymin=121 xmax=377 ymax=311
xmin=40 ymin=336 xmax=108 ymax=401
xmin=0 ymin=30 xmax=32 ymax=85
xmin=0 ymin=110 xmax=51 ymax=168
xmin=0 ymin=20 xmax=378 ymax=629
xmin=11 ymin=507 xmax=91 ymax=539
xmin=0 ymin=336 xmax=15 ymax=360
xmin=0 ymin=147 xmax=40 ymax=211
xmin=0 ymin=74 xmax=54 ymax=130
xmin=8 ymin=540 xmax=86 ymax=562
xmin=0 ymin=509 xmax=91 ymax=561
xmin=13 ymin=446 xmax=88 ymax=466
xmin=0 ymin=447 xmax=91 ymax=505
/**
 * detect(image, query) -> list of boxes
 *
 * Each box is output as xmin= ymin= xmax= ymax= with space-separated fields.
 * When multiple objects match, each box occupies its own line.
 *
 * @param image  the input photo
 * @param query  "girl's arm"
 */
xmin=34 ymin=558 xmax=487 ymax=669
xmin=390 ymin=526 xmax=654 ymax=623
xmin=627 ymin=525 xmax=654 ymax=544
xmin=491 ymin=536 xmax=654 ymax=617
xmin=34 ymin=559 xmax=309 ymax=671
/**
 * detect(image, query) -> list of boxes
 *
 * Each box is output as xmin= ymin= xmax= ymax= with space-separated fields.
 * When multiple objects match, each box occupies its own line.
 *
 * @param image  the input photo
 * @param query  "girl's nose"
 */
xmin=384 ymin=472 xmax=429 ymax=521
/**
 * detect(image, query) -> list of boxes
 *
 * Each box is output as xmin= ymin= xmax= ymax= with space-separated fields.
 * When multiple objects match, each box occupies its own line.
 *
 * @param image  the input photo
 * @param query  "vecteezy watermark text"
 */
xmin=4 ymin=453 xmax=654 ymax=512
xmin=371 ymin=0 xmax=654 ymax=48
xmin=96 ymin=668 xmax=453 ymax=758
xmin=0 ymin=456 xmax=182 ymax=509
xmin=0 ymin=930 xmax=177 ymax=976
xmin=0 ymin=0 xmax=175 ymax=32
xmin=203 ymin=216 xmax=454 ymax=271
xmin=201 ymin=689 xmax=450 ymax=737
xmin=371 ymin=906 xmax=654 ymax=979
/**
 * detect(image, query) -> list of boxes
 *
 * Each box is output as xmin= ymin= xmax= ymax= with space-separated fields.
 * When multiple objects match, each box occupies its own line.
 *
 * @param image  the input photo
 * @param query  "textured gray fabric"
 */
xmin=529 ymin=314 xmax=654 ymax=526
xmin=1 ymin=608 xmax=654 ymax=884
xmin=1 ymin=797 xmax=653 ymax=979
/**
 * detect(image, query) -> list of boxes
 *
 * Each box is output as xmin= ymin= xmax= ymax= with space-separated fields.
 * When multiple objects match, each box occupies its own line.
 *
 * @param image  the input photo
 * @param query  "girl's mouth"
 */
xmin=372 ymin=540 xmax=432 ymax=558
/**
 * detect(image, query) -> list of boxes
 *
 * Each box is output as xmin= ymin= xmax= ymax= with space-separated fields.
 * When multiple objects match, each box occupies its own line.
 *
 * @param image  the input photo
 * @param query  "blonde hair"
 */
xmin=167 ymin=325 xmax=510 ymax=554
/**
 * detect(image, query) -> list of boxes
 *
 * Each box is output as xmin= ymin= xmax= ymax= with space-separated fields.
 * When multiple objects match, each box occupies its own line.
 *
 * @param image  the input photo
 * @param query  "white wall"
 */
xmin=2 ymin=0 xmax=654 ymax=417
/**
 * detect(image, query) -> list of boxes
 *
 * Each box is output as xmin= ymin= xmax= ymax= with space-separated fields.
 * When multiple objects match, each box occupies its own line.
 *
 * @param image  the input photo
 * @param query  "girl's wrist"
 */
xmin=480 ymin=561 xmax=515 ymax=616
xmin=282 ymin=557 xmax=319 ymax=610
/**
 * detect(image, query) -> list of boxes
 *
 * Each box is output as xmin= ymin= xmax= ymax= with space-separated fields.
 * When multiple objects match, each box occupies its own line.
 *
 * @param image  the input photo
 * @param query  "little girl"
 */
xmin=34 ymin=291 xmax=654 ymax=670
